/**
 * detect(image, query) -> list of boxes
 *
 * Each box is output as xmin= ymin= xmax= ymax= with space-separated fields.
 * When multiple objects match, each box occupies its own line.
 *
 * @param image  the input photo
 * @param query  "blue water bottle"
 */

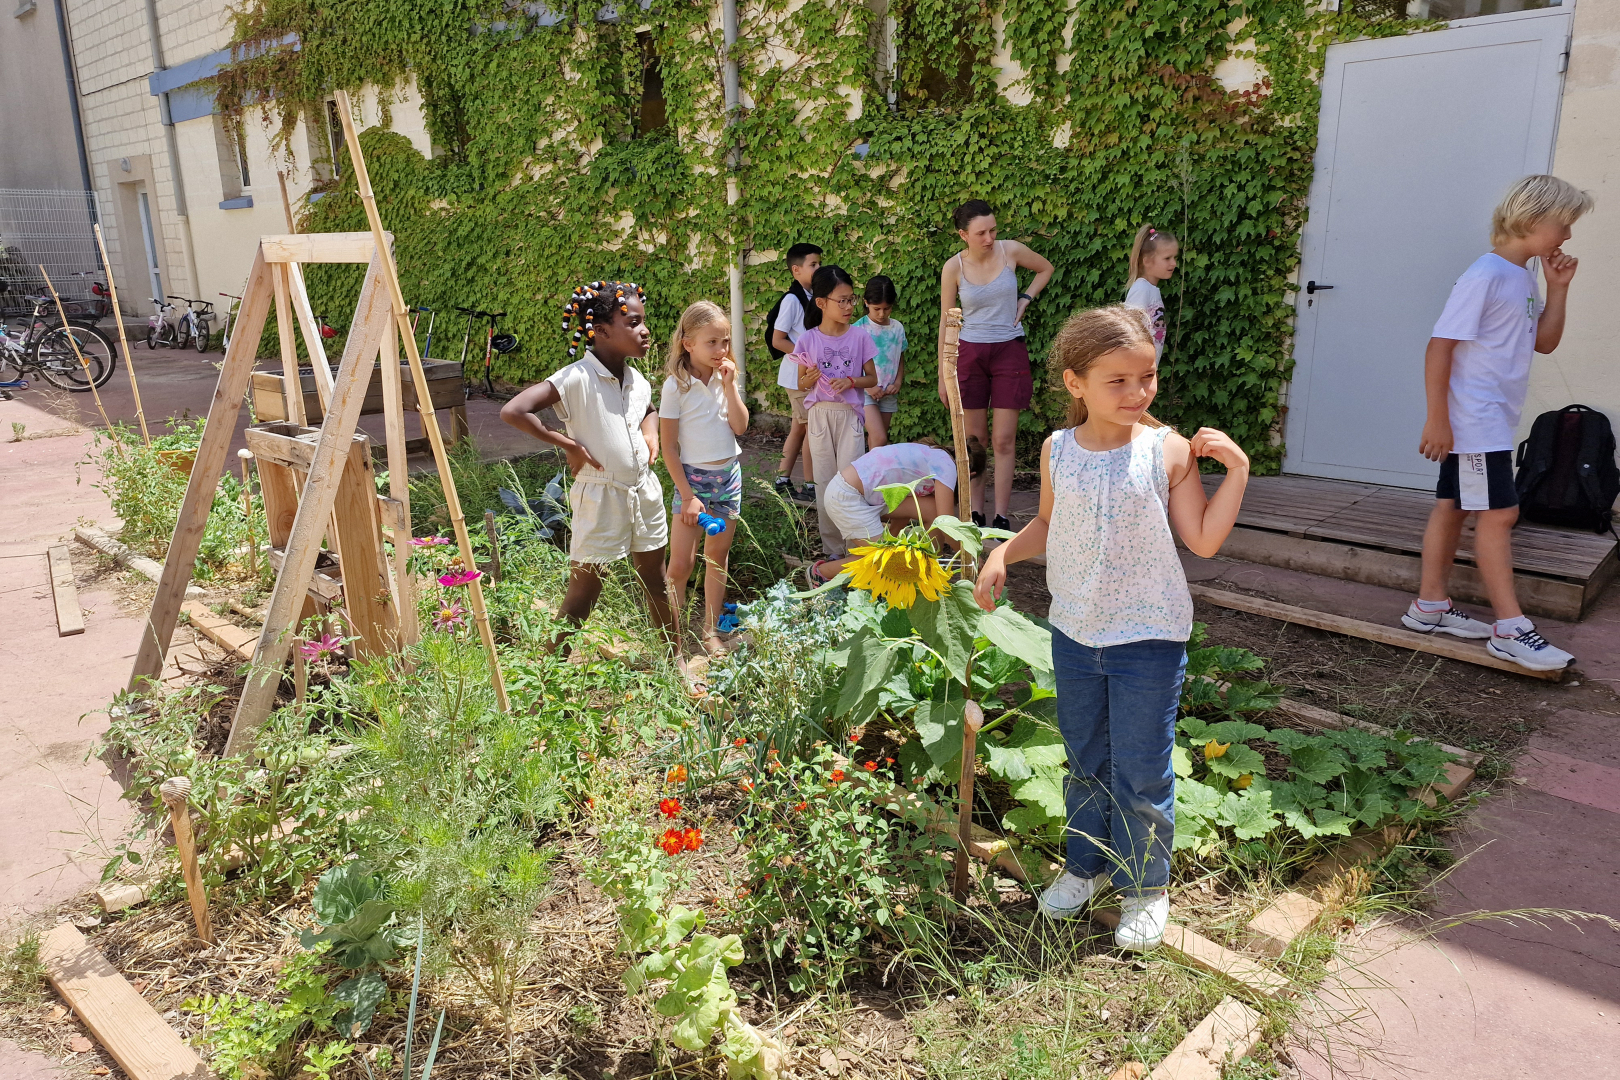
xmin=697 ymin=513 xmax=727 ymax=536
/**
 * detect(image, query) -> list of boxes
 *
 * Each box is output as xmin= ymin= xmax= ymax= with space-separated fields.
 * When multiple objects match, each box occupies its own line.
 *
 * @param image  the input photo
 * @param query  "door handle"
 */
xmin=1306 ymin=281 xmax=1335 ymax=295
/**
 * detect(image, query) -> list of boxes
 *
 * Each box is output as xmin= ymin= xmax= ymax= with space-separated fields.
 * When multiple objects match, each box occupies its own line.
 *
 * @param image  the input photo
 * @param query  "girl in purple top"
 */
xmin=792 ymin=265 xmax=878 ymax=556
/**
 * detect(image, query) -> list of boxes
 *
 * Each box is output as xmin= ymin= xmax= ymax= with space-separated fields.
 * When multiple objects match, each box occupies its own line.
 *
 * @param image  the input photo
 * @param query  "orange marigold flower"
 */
xmin=863 ymin=761 xmax=879 ymax=772
xmin=656 ymin=829 xmax=684 ymax=856
xmin=658 ymin=797 xmax=681 ymax=819
xmin=666 ymin=764 xmax=688 ymax=784
xmin=681 ymin=827 xmax=704 ymax=852
xmin=885 ymin=756 xmax=895 ymax=765
xmin=849 ymin=733 xmax=861 ymax=744
xmin=740 ymin=780 xmax=754 ymax=793
xmin=733 ymin=737 xmax=747 ymax=747
xmin=828 ymin=769 xmax=846 ymax=783
xmin=794 ymin=801 xmax=808 ymax=812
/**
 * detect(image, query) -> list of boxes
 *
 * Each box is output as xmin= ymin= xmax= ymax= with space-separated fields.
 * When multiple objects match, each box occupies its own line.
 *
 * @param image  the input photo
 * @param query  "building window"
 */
xmin=214 ymin=117 xmax=254 ymax=207
xmin=636 ymin=32 xmax=667 ymax=136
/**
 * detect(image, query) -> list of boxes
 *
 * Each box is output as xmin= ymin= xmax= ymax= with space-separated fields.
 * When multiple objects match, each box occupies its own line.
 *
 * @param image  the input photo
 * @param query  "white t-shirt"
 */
xmin=547 ymin=350 xmax=653 ymax=486
xmin=1431 ymin=253 xmax=1542 ymax=454
xmin=658 ymin=371 xmax=741 ymax=465
xmin=773 ymin=292 xmax=808 ymax=389
xmin=852 ymin=444 xmax=958 ymax=505
xmin=1124 ymin=277 xmax=1166 ymax=359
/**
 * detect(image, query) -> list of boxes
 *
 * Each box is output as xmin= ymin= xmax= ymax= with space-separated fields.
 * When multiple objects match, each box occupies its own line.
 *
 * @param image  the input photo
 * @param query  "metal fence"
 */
xmin=0 ymin=189 xmax=103 ymax=317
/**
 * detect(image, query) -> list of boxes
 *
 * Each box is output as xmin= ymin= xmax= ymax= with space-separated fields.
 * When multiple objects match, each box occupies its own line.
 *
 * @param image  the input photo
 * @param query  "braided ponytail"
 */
xmin=560 ymin=279 xmax=646 ymax=358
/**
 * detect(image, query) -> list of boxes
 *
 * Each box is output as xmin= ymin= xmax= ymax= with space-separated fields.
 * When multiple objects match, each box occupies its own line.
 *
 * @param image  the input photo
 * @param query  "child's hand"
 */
xmin=565 ymin=441 xmax=603 ymax=475
xmin=973 ymin=556 xmax=1007 ymax=613
xmin=681 ymin=496 xmax=705 ymax=527
xmin=1419 ymin=418 xmax=1453 ymax=462
xmin=1544 ymin=249 xmax=1579 ymax=289
xmin=829 ymin=376 xmax=854 ymax=393
xmin=717 ymin=359 xmax=736 ymax=386
xmin=1188 ymin=427 xmax=1249 ymax=472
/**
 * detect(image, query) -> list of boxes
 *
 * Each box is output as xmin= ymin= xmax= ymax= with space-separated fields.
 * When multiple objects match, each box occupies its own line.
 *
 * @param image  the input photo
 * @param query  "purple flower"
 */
xmin=437 ymin=569 xmax=483 ymax=588
xmin=299 ymin=633 xmax=343 ymax=661
xmin=408 ymin=536 xmax=452 ymax=547
xmin=431 ymin=601 xmax=468 ymax=632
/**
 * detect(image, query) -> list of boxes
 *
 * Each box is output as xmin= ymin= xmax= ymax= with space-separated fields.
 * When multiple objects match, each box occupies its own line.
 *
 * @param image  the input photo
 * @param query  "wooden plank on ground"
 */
xmin=1246 ymin=892 xmax=1325 ymax=958
xmin=1148 ymin=996 xmax=1265 ymax=1080
xmin=48 ymin=544 xmax=83 ymax=636
xmin=182 ymin=602 xmax=256 ymax=662
xmin=38 ymin=923 xmax=214 ymax=1080
xmin=1189 ymin=584 xmax=1566 ymax=682
xmin=1091 ymin=907 xmax=1290 ymax=998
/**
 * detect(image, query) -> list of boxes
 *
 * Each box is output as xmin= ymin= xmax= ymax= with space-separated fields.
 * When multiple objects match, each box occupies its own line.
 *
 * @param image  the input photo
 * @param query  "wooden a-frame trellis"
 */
xmin=131 ymin=93 xmax=509 ymax=751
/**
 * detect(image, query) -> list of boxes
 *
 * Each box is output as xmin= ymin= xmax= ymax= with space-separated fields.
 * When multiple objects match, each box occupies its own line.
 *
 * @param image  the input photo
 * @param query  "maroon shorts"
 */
xmin=957 ymin=337 xmax=1032 ymax=411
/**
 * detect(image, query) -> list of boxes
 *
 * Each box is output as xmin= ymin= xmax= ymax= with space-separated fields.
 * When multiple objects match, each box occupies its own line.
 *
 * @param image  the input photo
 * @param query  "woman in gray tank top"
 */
xmin=938 ymin=199 xmax=1054 ymax=529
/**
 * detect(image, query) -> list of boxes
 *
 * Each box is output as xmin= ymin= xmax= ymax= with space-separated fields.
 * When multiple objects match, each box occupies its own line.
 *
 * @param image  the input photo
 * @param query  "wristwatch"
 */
xmin=1017 ymin=292 xmax=1034 ymax=302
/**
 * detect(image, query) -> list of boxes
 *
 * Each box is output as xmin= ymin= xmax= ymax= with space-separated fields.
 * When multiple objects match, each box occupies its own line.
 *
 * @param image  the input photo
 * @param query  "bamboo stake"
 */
xmin=238 ymin=448 xmax=257 ymax=577
xmin=484 ymin=509 xmax=502 ymax=584
xmin=39 ymin=267 xmax=118 ymax=441
xmin=91 ymin=224 xmax=149 ymax=446
xmin=332 ymin=88 xmax=508 ymax=712
xmin=277 ymin=170 xmax=297 ymax=233
xmin=292 ymin=638 xmax=308 ymax=704
xmin=159 ymin=776 xmax=214 ymax=944
xmin=939 ymin=306 xmax=975 ymax=582
xmin=953 ymin=699 xmax=984 ymax=900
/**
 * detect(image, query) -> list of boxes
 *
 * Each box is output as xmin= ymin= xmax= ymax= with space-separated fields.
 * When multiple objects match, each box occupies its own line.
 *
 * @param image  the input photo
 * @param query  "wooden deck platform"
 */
xmin=1202 ymin=475 xmax=1618 ymax=621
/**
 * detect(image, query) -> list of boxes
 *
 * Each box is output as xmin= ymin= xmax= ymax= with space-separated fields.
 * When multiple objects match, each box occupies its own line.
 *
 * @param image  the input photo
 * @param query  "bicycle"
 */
xmin=0 ymin=284 xmax=118 ymax=391
xmin=146 ymin=296 xmax=212 ymax=351
xmin=455 ymin=306 xmax=518 ymax=397
xmin=187 ymin=298 xmax=215 ymax=353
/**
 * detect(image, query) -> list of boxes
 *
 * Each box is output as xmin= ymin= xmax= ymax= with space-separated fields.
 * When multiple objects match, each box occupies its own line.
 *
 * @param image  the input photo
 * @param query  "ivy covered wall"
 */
xmin=221 ymin=0 xmax=1407 ymax=471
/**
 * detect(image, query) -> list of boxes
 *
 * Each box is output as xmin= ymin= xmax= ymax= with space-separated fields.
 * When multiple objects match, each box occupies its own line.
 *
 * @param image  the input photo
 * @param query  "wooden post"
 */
xmin=953 ymin=699 xmax=984 ymax=900
xmin=92 ymin=224 xmax=148 ymax=445
xmin=238 ymin=448 xmax=257 ymax=577
xmin=160 ymin=776 xmax=213 ymax=944
xmin=127 ymin=251 xmax=273 ymax=692
xmin=271 ymin=263 xmax=307 ymax=426
xmin=485 ymin=509 xmax=502 ymax=583
xmin=292 ymin=639 xmax=308 ymax=703
xmin=377 ymin=316 xmax=419 ymax=647
xmin=277 ymin=170 xmax=297 ymax=233
xmin=332 ymin=88 xmax=508 ymax=712
xmin=938 ymin=307 xmax=975 ymax=582
xmin=286 ymin=262 xmax=335 ymax=408
xmin=39 ymin=267 xmax=118 ymax=439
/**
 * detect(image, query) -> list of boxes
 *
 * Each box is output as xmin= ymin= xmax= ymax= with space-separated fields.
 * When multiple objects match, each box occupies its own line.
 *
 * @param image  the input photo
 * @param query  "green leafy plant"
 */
xmin=186 ymin=952 xmax=346 ymax=1080
xmin=299 ymin=860 xmax=407 ymax=1034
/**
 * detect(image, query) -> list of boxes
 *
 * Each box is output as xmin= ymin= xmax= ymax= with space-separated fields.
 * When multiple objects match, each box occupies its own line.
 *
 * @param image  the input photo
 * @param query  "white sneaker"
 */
xmin=1401 ymin=603 xmax=1492 ymax=639
xmin=1486 ymin=627 xmax=1574 ymax=672
xmin=1115 ymin=891 xmax=1170 ymax=951
xmin=1037 ymin=871 xmax=1108 ymax=920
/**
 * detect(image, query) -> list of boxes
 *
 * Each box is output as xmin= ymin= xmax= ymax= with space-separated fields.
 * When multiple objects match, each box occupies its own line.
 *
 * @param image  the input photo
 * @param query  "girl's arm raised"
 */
xmin=718 ymin=359 xmax=749 ymax=435
xmin=659 ymin=417 xmax=703 ymax=525
xmin=973 ymin=435 xmax=1055 ymax=611
xmin=499 ymin=380 xmax=601 ymax=473
xmin=1165 ymin=428 xmax=1249 ymax=558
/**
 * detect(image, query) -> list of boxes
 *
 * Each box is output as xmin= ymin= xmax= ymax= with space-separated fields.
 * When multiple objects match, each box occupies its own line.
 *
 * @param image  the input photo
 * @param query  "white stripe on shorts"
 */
xmin=1456 ymin=452 xmax=1491 ymax=512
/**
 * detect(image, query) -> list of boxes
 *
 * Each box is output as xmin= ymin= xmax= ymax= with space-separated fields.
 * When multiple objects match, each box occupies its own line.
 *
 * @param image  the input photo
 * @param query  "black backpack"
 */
xmin=763 ymin=282 xmax=811 ymax=362
xmin=1514 ymin=404 xmax=1620 ymax=533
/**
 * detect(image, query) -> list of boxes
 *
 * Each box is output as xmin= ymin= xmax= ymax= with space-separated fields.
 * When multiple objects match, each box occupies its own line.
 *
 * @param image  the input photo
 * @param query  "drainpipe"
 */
xmin=144 ymin=0 xmax=202 ymax=302
xmin=722 ymin=0 xmax=745 ymax=384
xmin=51 ymin=0 xmax=94 ymax=203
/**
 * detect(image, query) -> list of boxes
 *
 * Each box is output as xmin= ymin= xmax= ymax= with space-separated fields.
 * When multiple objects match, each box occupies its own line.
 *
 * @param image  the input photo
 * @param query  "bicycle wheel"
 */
xmin=0 ymin=343 xmax=25 ymax=384
xmin=194 ymin=321 xmax=210 ymax=353
xmin=146 ymin=324 xmax=160 ymax=349
xmin=35 ymin=325 xmax=115 ymax=391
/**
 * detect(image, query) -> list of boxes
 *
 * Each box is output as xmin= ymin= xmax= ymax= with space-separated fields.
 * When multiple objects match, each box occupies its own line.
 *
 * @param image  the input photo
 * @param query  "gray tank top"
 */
xmin=956 ymin=242 xmax=1023 ymax=344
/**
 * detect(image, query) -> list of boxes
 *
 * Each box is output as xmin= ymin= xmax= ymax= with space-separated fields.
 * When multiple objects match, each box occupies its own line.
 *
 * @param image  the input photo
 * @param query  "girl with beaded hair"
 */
xmin=500 ymin=281 xmax=681 ymax=659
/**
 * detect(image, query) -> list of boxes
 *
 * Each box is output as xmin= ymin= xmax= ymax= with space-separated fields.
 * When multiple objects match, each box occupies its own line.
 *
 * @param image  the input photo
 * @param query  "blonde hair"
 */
xmin=1491 ymin=175 xmax=1594 ymax=246
xmin=1049 ymin=305 xmax=1167 ymax=429
xmin=1126 ymin=224 xmax=1178 ymax=291
xmin=666 ymin=300 xmax=729 ymax=391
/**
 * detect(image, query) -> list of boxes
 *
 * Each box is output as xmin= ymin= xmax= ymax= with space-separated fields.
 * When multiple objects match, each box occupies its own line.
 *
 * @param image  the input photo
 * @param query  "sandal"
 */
xmin=807 ymin=559 xmax=838 ymax=587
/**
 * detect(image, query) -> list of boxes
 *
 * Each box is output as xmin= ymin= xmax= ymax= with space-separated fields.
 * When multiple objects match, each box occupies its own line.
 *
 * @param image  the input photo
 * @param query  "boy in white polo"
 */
xmin=500 ymin=281 xmax=677 ymax=654
xmin=1407 ymin=175 xmax=1592 ymax=671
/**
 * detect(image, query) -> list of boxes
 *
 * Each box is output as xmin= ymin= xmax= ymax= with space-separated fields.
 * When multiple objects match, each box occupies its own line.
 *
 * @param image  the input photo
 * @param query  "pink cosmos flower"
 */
xmin=431 ymin=601 xmax=468 ymax=631
xmin=408 ymin=536 xmax=452 ymax=547
xmin=437 ymin=569 xmax=483 ymax=587
xmin=299 ymin=633 xmax=343 ymax=660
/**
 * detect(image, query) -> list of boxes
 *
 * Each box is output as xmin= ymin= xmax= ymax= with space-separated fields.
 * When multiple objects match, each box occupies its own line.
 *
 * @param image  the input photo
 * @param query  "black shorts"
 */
xmin=1436 ymin=451 xmax=1517 ymax=511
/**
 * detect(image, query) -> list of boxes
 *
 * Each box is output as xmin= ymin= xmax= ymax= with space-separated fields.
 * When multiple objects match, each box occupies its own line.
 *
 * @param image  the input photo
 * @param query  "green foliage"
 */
xmin=186 ymin=952 xmax=347 ymax=1080
xmin=0 ymin=934 xmax=45 ymax=1010
xmin=735 ymin=744 xmax=952 ymax=992
xmin=300 ymin=861 xmax=407 ymax=1034
xmin=216 ymin=0 xmax=1427 ymax=473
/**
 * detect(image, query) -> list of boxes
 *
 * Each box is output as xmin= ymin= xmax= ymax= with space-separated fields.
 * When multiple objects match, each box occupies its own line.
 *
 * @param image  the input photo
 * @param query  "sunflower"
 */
xmin=844 ymin=535 xmax=952 ymax=610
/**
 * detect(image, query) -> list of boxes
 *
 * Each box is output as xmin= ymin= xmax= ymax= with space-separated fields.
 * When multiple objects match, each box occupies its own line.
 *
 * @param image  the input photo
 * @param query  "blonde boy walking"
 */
xmin=1405 ymin=175 xmax=1593 ymax=671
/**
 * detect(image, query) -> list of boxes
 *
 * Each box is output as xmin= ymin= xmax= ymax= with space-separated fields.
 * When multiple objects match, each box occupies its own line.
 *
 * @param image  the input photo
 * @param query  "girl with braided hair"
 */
xmin=500 ymin=281 xmax=680 ymax=658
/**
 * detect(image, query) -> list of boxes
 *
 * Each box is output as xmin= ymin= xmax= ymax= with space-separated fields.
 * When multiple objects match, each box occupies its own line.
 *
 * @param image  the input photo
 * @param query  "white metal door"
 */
xmin=1283 ymin=10 xmax=1571 ymax=488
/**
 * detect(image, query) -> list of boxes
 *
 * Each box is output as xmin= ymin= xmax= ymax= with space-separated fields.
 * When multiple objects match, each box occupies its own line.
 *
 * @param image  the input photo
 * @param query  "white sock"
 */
xmin=1414 ymin=598 xmax=1451 ymax=614
xmin=1494 ymin=615 xmax=1533 ymax=638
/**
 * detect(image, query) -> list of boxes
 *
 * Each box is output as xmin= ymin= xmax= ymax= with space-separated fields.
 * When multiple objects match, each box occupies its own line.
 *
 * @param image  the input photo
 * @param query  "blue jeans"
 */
xmin=1052 ymin=631 xmax=1186 ymax=895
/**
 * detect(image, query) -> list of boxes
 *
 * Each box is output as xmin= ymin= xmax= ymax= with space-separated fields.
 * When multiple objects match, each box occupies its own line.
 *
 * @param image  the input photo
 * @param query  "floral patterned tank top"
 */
xmin=1045 ymin=424 xmax=1193 ymax=647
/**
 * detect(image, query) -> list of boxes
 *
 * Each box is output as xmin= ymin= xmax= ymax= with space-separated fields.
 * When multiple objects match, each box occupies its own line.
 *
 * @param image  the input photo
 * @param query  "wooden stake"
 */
xmin=271 ymin=262 xmax=307 ymax=426
xmin=333 ymin=88 xmax=508 ymax=712
xmin=293 ymin=638 xmax=308 ymax=703
xmin=285 ymin=262 xmax=335 ymax=408
xmin=238 ymin=448 xmax=257 ymax=577
xmin=92 ymin=224 xmax=148 ymax=446
xmin=485 ymin=509 xmax=502 ymax=583
xmin=938 ymin=307 xmax=975 ymax=581
xmin=39 ymin=266 xmax=118 ymax=440
xmin=953 ymin=699 xmax=984 ymax=900
xmin=159 ymin=776 xmax=213 ymax=944
xmin=277 ymin=170 xmax=297 ymax=233
xmin=377 ymin=317 xmax=419 ymax=646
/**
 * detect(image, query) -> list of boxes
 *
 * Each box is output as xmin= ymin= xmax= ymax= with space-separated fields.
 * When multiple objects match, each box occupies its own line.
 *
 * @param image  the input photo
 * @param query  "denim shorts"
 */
xmin=672 ymin=457 xmax=742 ymax=519
xmin=863 ymin=392 xmax=900 ymax=413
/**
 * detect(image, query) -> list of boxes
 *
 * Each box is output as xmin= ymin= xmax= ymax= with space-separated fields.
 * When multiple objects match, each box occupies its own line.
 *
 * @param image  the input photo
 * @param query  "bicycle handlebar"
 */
xmin=454 ymin=307 xmax=506 ymax=320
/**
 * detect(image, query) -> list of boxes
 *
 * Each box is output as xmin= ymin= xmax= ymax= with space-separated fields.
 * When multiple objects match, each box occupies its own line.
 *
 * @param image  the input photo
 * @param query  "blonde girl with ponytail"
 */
xmin=1123 ymin=225 xmax=1179 ymax=359
xmin=973 ymin=304 xmax=1248 ymax=952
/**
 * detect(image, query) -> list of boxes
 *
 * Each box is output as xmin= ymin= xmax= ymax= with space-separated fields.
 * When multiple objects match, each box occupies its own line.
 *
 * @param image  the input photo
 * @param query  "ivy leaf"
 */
xmin=908 ymin=584 xmax=982 ymax=685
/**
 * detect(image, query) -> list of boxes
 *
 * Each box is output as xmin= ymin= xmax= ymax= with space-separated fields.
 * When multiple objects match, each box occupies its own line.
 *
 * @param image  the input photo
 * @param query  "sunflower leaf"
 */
xmin=874 ymin=482 xmax=920 ymax=514
xmin=927 ymin=515 xmax=985 ymax=561
xmin=979 ymin=605 xmax=1053 ymax=677
xmin=908 ymin=583 xmax=982 ymax=685
xmin=831 ymin=627 xmax=905 ymax=724
xmin=915 ymin=698 xmax=966 ymax=767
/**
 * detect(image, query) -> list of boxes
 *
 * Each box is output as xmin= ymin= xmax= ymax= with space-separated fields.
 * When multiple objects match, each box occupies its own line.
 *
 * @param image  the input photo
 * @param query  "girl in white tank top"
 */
xmin=974 ymin=305 xmax=1250 ymax=951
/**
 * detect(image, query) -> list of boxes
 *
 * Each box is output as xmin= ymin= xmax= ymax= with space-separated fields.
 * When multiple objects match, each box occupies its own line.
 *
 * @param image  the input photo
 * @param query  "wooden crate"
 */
xmin=252 ymin=358 xmax=465 ymax=425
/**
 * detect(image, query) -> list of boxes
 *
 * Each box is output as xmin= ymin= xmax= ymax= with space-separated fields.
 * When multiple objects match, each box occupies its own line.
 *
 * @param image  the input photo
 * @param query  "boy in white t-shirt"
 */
xmin=771 ymin=243 xmax=822 ymax=502
xmin=1406 ymin=175 xmax=1593 ymax=671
